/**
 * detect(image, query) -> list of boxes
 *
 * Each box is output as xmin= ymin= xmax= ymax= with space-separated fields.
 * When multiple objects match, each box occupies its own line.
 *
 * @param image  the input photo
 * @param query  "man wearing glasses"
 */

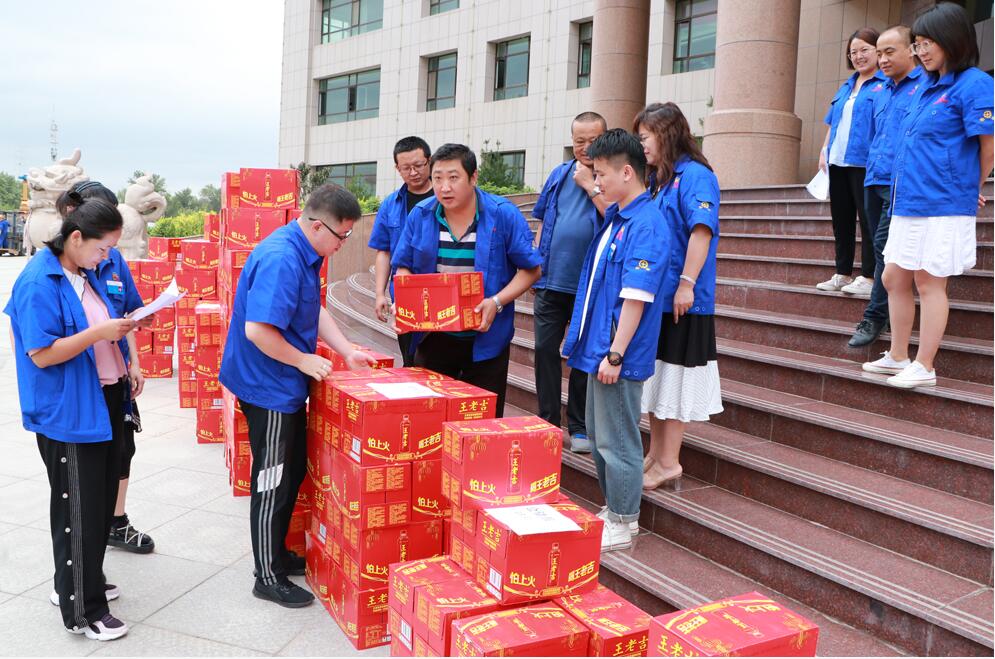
xmin=369 ymin=136 xmax=435 ymax=365
xmin=220 ymin=183 xmax=378 ymax=608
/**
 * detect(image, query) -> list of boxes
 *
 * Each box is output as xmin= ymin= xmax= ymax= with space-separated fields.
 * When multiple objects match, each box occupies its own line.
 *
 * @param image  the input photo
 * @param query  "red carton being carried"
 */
xmin=647 ymin=592 xmax=819 ymax=657
xmin=238 ymin=168 xmax=299 ymax=209
xmin=442 ymin=416 xmax=561 ymax=510
xmin=393 ymin=272 xmax=484 ymax=333
xmin=556 ymin=584 xmax=653 ymax=657
xmin=451 ymin=603 xmax=589 ymax=657
xmin=474 ymin=502 xmax=602 ymax=605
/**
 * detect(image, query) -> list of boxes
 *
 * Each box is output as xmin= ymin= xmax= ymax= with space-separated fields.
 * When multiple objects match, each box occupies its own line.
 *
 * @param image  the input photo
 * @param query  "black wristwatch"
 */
xmin=607 ymin=351 xmax=623 ymax=366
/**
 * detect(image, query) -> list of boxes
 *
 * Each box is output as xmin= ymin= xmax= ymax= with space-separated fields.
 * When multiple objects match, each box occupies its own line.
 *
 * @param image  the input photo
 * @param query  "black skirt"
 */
xmin=656 ymin=313 xmax=717 ymax=368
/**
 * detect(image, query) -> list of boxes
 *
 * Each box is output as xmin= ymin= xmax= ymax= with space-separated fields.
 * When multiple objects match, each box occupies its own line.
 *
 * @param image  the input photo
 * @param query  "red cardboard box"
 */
xmin=152 ymin=329 xmax=174 ymax=355
xmin=230 ymin=455 xmax=251 ymax=496
xmin=221 ymin=172 xmax=240 ymax=209
xmin=411 ymin=459 xmax=449 ymax=523
xmin=305 ymin=531 xmax=332 ymax=607
xmin=647 ymin=592 xmax=819 ymax=657
xmin=175 ymin=266 xmax=217 ymax=299
xmin=329 ymin=450 xmax=411 ymax=531
xmin=442 ymin=416 xmax=561 ymax=510
xmin=329 ymin=345 xmax=395 ymax=372
xmin=239 ymin=168 xmax=299 ymax=209
xmin=424 ymin=379 xmax=497 ymax=422
xmin=135 ymin=329 xmax=153 ymax=356
xmin=224 ymin=208 xmax=286 ymax=247
xmin=450 ymin=535 xmax=476 ymax=576
xmin=177 ymin=325 xmax=196 ymax=354
xmin=140 ymin=354 xmax=172 ymax=379
xmin=393 ymin=272 xmax=484 ymax=333
xmin=176 ymin=297 xmax=198 ymax=327
xmin=194 ymin=302 xmax=223 ymax=347
xmin=474 ymin=502 xmax=602 ymax=605
xmin=178 ymin=377 xmax=197 ymax=409
xmin=149 ymin=306 xmax=176 ymax=332
xmin=181 ymin=239 xmax=220 ymax=270
xmin=194 ymin=346 xmax=221 ymax=378
xmin=196 ymin=377 xmax=223 ymax=411
xmin=147 ymin=236 xmax=181 ymax=262
xmin=136 ymin=280 xmax=154 ymax=305
xmin=136 ymin=259 xmax=175 ymax=286
xmin=203 ymin=212 xmax=220 ymax=241
xmin=327 ymin=563 xmax=392 ymax=650
xmin=556 ymin=584 xmax=653 ymax=657
xmin=196 ymin=409 xmax=224 ymax=444
xmin=286 ymin=503 xmax=309 ymax=556
xmin=330 ymin=379 xmax=447 ymax=465
xmin=341 ymin=520 xmax=444 ymax=589
xmin=415 ymin=578 xmax=502 ymax=656
xmin=451 ymin=603 xmax=589 ymax=657
xmin=388 ymin=555 xmax=465 ymax=617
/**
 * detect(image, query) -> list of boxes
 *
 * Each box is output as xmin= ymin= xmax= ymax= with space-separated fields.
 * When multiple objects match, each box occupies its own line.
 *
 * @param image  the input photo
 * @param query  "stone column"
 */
xmin=590 ymin=0 xmax=651 ymax=131
xmin=702 ymin=0 xmax=803 ymax=187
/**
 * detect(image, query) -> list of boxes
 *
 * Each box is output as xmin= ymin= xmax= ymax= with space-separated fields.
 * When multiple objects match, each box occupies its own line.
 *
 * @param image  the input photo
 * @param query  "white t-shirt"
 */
xmin=828 ymin=92 xmax=858 ymax=167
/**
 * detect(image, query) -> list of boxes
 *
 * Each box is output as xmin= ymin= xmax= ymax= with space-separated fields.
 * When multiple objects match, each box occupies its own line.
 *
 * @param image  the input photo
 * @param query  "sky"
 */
xmin=0 ymin=0 xmax=283 ymax=194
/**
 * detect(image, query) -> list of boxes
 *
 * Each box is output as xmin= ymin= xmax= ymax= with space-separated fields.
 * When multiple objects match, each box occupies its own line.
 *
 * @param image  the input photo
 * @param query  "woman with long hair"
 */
xmin=634 ymin=102 xmax=723 ymax=491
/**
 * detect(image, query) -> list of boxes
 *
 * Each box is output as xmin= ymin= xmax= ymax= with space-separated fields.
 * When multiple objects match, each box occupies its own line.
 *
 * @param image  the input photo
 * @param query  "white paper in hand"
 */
xmin=366 ymin=381 xmax=442 ymax=399
xmin=484 ymin=504 xmax=582 ymax=536
xmin=806 ymin=167 xmax=830 ymax=201
xmin=129 ymin=279 xmax=186 ymax=322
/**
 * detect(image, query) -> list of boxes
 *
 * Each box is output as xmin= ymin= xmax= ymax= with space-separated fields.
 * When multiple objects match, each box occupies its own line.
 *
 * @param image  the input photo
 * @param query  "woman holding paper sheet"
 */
xmin=57 ymin=182 xmax=156 ymax=555
xmin=4 ymin=198 xmax=135 ymax=641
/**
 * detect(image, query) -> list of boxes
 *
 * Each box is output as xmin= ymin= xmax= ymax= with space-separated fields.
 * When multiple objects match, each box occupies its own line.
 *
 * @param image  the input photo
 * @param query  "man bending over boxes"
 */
xmin=220 ymin=184 xmax=378 ymax=607
xmin=392 ymin=143 xmax=541 ymax=416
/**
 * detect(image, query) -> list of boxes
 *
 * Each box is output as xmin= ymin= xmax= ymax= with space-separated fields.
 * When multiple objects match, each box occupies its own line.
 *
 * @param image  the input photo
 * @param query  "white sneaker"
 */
xmin=597 ymin=507 xmax=638 ymax=536
xmin=600 ymin=517 xmax=634 ymax=552
xmin=887 ymin=361 xmax=936 ymax=388
xmin=862 ymin=352 xmax=911 ymax=375
xmin=841 ymin=275 xmax=873 ymax=295
xmin=816 ymin=274 xmax=853 ymax=291
xmin=51 ymin=583 xmax=119 ymax=606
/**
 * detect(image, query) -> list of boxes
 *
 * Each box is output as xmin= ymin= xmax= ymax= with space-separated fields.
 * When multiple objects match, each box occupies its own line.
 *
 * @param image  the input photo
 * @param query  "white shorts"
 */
xmin=883 ymin=215 xmax=976 ymax=277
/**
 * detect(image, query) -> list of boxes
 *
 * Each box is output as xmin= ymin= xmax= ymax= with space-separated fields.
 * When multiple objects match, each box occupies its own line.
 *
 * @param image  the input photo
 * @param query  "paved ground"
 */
xmin=0 ymin=256 xmax=383 ymax=657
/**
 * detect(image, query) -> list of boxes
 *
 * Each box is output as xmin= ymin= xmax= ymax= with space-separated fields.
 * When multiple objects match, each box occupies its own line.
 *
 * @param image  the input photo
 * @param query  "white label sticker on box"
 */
xmin=487 ymin=567 xmax=502 ymax=598
xmin=366 ymin=382 xmax=442 ymax=400
xmin=484 ymin=504 xmax=581 ymax=536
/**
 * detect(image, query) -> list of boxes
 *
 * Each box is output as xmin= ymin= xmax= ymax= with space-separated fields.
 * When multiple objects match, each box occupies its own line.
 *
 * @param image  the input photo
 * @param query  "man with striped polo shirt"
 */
xmin=392 ymin=143 xmax=541 ymax=416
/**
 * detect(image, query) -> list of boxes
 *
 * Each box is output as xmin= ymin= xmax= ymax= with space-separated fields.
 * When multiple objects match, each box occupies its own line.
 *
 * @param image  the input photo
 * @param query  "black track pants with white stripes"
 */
xmin=240 ymin=401 xmax=308 ymax=585
xmin=37 ymin=381 xmax=124 ymax=631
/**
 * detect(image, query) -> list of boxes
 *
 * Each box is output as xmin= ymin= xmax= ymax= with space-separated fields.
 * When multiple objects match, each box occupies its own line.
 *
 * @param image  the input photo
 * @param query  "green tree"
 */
xmin=166 ymin=188 xmax=199 ymax=216
xmin=294 ymin=162 xmax=332 ymax=200
xmin=477 ymin=140 xmax=519 ymax=190
xmin=0 ymin=172 xmax=21 ymax=209
xmin=198 ymin=184 xmax=221 ymax=212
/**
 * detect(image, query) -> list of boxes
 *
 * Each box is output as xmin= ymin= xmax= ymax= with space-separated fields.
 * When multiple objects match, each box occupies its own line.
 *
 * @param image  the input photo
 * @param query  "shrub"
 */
xmin=148 ymin=211 xmax=205 ymax=238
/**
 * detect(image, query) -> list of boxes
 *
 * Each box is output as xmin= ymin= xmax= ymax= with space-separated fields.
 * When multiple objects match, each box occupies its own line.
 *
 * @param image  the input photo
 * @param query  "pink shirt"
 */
xmin=81 ymin=280 xmax=127 ymax=385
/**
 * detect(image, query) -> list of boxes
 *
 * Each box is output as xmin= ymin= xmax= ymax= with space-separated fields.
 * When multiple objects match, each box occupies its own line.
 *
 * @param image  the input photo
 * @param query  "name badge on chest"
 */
xmin=106 ymin=280 xmax=124 ymax=296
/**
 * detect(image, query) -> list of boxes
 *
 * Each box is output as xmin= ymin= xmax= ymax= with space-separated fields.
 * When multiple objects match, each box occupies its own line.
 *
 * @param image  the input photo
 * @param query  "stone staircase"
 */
xmin=327 ymin=182 xmax=994 ymax=656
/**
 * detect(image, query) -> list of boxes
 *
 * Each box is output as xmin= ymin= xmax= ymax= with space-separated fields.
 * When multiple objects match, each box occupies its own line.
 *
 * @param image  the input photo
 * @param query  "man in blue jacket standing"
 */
xmin=392 ymin=144 xmax=541 ymax=416
xmin=532 ymin=112 xmax=607 ymax=452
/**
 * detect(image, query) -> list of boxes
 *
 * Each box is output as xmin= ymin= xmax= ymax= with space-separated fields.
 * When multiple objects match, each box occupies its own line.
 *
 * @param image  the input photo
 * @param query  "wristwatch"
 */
xmin=607 ymin=351 xmax=623 ymax=366
xmin=491 ymin=295 xmax=504 ymax=313
xmin=588 ymin=185 xmax=602 ymax=199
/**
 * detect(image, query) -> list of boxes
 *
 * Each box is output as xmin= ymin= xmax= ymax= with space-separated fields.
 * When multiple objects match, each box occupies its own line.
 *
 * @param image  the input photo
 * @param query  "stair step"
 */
xmin=714 ymin=304 xmax=993 ymax=385
xmin=716 ymin=252 xmax=993 ymax=302
xmin=717 ymin=216 xmax=994 ymax=243
xmin=716 ymin=278 xmax=992 ymax=341
xmin=561 ymin=452 xmax=994 ymax=655
xmin=718 ymin=199 xmax=994 ymax=221
xmin=719 ymin=180 xmax=994 ymax=202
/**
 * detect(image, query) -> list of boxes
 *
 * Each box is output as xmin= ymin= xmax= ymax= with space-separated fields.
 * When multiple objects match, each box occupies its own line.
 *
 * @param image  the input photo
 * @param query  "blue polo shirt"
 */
xmin=391 ymin=188 xmax=542 ymax=362
xmin=864 ymin=66 xmax=925 ymax=187
xmin=892 ymin=67 xmax=995 ymax=217
xmin=219 ymin=222 xmax=324 ymax=414
xmin=651 ymin=157 xmax=721 ymax=314
xmin=563 ymin=191 xmax=670 ymax=381
xmin=4 ymin=247 xmax=116 ymax=443
xmin=824 ymin=71 xmax=889 ymax=167
xmin=532 ymin=160 xmax=601 ymax=291
xmin=88 ymin=247 xmax=144 ymax=364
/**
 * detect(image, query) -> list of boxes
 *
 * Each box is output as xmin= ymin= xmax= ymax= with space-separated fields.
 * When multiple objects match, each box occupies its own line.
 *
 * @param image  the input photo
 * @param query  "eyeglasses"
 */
xmin=912 ymin=39 xmax=935 ymax=53
xmin=398 ymin=162 xmax=429 ymax=174
xmin=310 ymin=216 xmax=353 ymax=241
xmin=848 ymin=46 xmax=874 ymax=58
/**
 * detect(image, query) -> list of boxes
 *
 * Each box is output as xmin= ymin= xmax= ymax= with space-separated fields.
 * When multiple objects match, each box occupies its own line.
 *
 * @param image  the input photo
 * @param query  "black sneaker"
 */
xmin=848 ymin=319 xmax=887 ymax=347
xmin=253 ymin=577 xmax=314 ymax=608
xmin=253 ymin=551 xmax=306 ymax=578
xmin=67 ymin=612 xmax=129 ymax=641
xmin=108 ymin=514 xmax=155 ymax=554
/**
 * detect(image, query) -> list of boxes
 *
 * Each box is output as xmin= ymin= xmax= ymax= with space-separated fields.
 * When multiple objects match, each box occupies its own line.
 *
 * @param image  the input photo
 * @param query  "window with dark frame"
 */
xmin=672 ymin=0 xmax=717 ymax=73
xmin=318 ymin=69 xmax=381 ymax=124
xmin=493 ymin=36 xmax=530 ymax=100
xmin=327 ymin=162 xmax=377 ymax=197
xmin=427 ymin=52 xmax=458 ymax=111
xmin=500 ymin=151 xmax=526 ymax=186
xmin=429 ymin=0 xmax=459 ymax=15
xmin=576 ymin=21 xmax=593 ymax=88
xmin=321 ymin=0 xmax=383 ymax=44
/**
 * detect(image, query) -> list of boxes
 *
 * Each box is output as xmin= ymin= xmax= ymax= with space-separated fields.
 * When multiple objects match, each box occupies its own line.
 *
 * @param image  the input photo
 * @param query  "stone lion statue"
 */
xmin=117 ymin=175 xmax=167 ymax=259
xmin=24 ymin=149 xmax=88 ymax=255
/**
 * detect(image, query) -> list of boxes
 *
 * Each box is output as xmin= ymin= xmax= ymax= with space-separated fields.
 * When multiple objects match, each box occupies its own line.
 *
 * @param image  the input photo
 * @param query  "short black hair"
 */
xmin=304 ymin=183 xmax=362 ymax=221
xmin=845 ymin=27 xmax=880 ymax=70
xmin=430 ymin=143 xmax=477 ymax=178
xmin=587 ymin=128 xmax=646 ymax=181
xmin=572 ymin=111 xmax=607 ymax=132
xmin=913 ymin=2 xmax=979 ymax=74
xmin=392 ymin=136 xmax=432 ymax=163
xmin=880 ymin=24 xmax=913 ymax=46
xmin=55 ymin=180 xmax=118 ymax=219
xmin=46 ymin=199 xmax=123 ymax=256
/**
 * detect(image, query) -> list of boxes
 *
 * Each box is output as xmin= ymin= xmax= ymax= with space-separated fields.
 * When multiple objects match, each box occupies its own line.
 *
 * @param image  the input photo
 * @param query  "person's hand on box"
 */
xmin=298 ymin=353 xmax=334 ymax=381
xmin=474 ymin=297 xmax=499 ymax=333
xmin=345 ymin=349 xmax=379 ymax=371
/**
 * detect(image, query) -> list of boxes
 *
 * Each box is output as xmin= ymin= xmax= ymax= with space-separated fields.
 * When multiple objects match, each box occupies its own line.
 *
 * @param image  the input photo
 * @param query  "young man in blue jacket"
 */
xmin=392 ymin=143 xmax=542 ymax=416
xmin=532 ymin=112 xmax=607 ymax=453
xmin=369 ymin=136 xmax=435 ymax=365
xmin=563 ymin=129 xmax=670 ymax=552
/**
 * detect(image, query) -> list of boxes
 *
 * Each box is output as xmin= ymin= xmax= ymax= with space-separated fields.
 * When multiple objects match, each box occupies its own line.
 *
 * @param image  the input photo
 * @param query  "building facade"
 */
xmin=279 ymin=0 xmax=993 ymax=196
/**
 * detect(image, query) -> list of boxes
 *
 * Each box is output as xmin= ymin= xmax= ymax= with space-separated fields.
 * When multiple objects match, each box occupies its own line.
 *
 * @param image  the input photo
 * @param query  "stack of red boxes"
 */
xmin=193 ymin=302 xmax=223 ymax=443
xmin=129 ymin=258 xmax=177 ymax=378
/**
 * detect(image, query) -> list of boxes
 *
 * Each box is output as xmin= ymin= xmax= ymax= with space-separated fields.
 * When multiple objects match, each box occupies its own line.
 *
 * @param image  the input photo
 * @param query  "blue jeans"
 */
xmin=863 ymin=185 xmax=892 ymax=324
xmin=585 ymin=375 xmax=643 ymax=522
